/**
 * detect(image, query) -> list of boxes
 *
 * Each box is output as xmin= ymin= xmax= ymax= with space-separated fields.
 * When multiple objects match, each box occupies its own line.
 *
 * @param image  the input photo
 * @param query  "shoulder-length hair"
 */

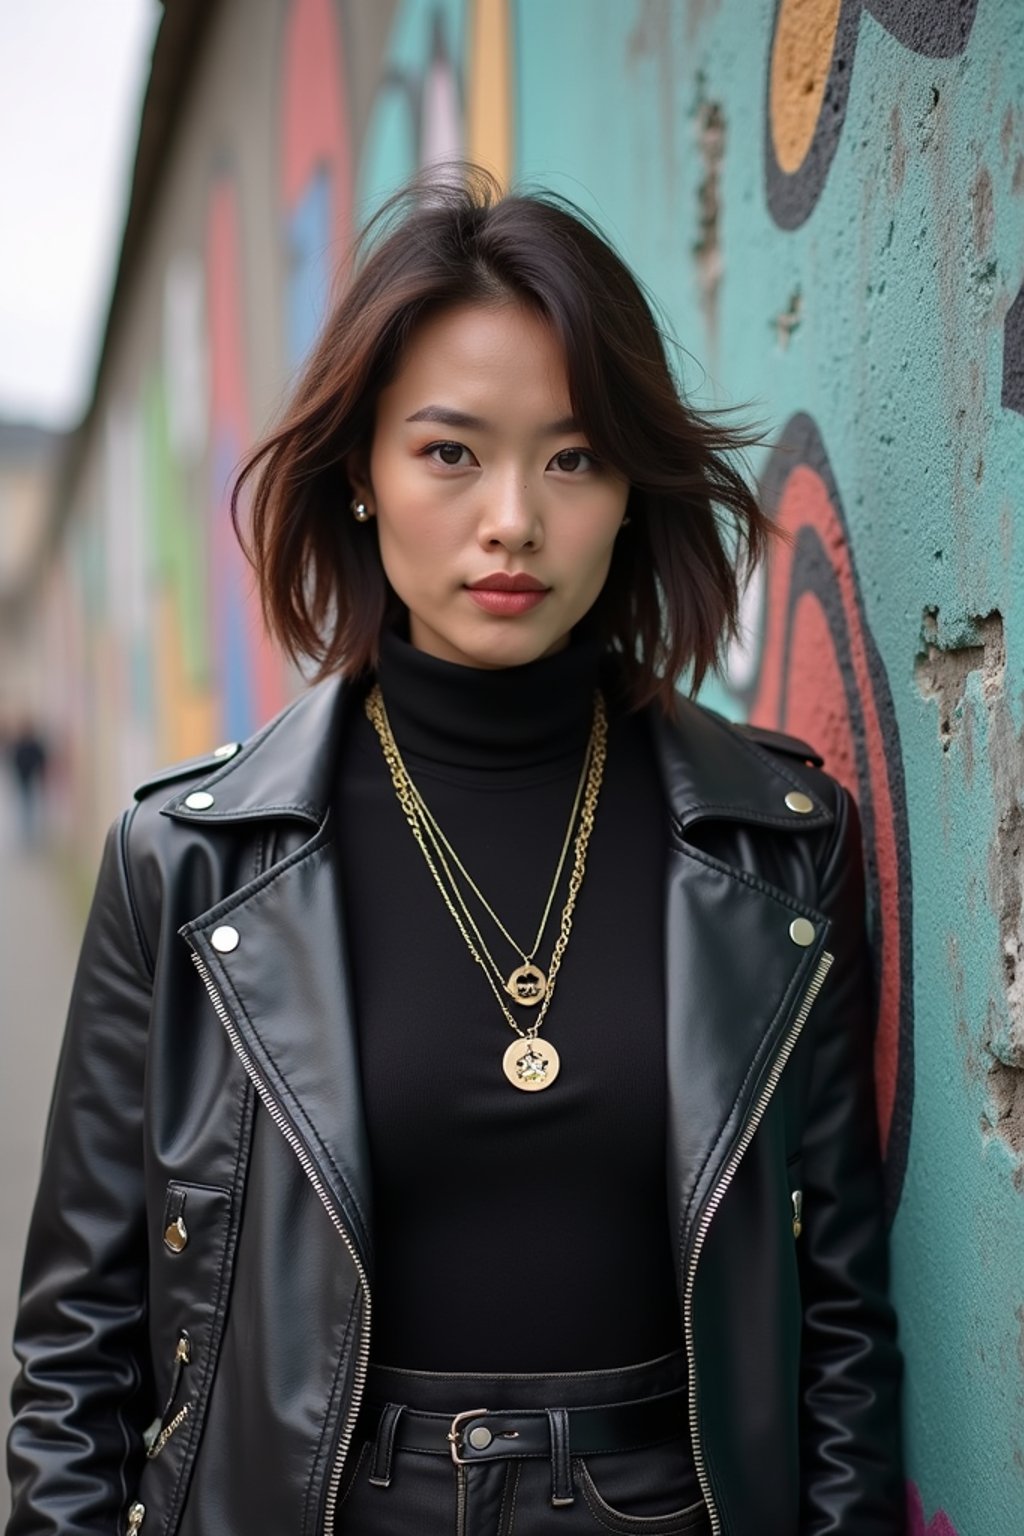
xmin=231 ymin=164 xmax=776 ymax=713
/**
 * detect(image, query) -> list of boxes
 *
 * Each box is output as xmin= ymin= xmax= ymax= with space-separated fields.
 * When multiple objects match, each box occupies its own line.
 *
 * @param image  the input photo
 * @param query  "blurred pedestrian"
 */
xmin=7 ymin=718 xmax=49 ymax=849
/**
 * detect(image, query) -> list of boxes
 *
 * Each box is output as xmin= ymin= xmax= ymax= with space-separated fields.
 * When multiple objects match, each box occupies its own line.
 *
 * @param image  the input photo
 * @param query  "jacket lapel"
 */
xmin=647 ymin=697 xmax=834 ymax=1263
xmin=170 ymin=677 xmax=374 ymax=1268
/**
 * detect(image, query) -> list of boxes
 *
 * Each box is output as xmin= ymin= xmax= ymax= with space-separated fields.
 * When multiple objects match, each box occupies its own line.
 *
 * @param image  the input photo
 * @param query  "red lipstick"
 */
xmin=466 ymin=572 xmax=550 ymax=616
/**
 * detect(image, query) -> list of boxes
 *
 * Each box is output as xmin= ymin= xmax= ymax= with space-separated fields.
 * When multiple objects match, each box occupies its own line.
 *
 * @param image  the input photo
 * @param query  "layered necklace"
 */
xmin=364 ymin=683 xmax=608 ymax=1091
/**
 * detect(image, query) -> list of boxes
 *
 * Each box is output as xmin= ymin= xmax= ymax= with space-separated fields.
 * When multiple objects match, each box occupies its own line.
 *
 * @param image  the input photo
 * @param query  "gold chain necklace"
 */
xmin=364 ymin=684 xmax=608 ymax=1091
xmin=402 ymin=735 xmax=591 ymax=1006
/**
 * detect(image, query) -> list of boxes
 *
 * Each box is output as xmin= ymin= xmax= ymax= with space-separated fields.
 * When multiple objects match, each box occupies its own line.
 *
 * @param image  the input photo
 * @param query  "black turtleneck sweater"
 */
xmin=334 ymin=626 xmax=683 ymax=1373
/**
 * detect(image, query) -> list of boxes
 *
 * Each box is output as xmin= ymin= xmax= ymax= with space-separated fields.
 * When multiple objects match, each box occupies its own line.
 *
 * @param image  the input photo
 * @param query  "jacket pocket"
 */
xmin=132 ymin=1180 xmax=235 ymax=1536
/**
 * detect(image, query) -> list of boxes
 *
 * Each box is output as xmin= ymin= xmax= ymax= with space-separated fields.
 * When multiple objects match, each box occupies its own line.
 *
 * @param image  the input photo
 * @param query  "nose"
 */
xmin=476 ymin=469 xmax=543 ymax=553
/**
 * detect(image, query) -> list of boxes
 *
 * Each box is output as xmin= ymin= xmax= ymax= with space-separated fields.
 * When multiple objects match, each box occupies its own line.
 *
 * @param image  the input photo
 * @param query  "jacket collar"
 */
xmin=161 ymin=671 xmax=834 ymax=834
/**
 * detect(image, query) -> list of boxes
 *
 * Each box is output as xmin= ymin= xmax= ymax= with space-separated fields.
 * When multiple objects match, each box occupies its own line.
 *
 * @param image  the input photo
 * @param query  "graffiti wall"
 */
xmin=46 ymin=1 xmax=1023 ymax=1527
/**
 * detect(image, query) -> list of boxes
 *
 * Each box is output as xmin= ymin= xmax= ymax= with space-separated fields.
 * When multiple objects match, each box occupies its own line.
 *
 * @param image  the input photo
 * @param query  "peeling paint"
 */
xmin=985 ymin=1060 xmax=1024 ymax=1166
xmin=693 ymin=82 xmax=724 ymax=350
xmin=916 ymin=610 xmax=1024 ymax=1168
xmin=913 ymin=606 xmax=987 ymax=752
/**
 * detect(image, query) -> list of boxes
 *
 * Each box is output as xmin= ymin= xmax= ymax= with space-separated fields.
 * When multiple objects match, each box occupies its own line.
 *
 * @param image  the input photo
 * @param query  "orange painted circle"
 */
xmin=769 ymin=0 xmax=844 ymax=175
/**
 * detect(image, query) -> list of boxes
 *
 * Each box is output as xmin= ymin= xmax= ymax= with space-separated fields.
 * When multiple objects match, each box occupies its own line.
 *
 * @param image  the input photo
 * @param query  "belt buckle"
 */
xmin=448 ymin=1407 xmax=490 ymax=1466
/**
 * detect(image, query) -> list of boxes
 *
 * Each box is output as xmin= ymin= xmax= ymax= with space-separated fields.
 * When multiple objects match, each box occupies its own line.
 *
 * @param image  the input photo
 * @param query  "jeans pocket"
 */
xmin=574 ymin=1448 xmax=708 ymax=1534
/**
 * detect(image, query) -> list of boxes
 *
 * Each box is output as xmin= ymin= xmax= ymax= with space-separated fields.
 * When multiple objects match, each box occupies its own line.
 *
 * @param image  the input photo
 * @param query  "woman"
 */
xmin=6 ymin=168 xmax=903 ymax=1536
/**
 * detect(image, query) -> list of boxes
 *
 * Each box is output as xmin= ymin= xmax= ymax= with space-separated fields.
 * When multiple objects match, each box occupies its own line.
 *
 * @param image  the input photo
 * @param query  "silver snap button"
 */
xmin=211 ymin=925 xmax=240 ymax=953
xmin=213 ymin=742 xmax=240 ymax=759
xmin=467 ymin=1425 xmax=493 ymax=1450
xmin=784 ymin=790 xmax=814 ymax=814
xmin=184 ymin=790 xmax=214 ymax=811
xmin=789 ymin=918 xmax=816 ymax=947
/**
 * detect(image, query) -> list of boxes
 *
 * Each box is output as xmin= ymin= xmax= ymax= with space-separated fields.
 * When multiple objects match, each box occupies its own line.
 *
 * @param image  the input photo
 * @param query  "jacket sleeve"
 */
xmin=799 ymin=785 xmax=905 ymax=1534
xmin=6 ymin=808 xmax=154 ymax=1536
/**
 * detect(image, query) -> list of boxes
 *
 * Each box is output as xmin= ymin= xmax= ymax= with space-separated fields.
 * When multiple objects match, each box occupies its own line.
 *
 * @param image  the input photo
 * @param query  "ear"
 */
xmin=345 ymin=446 xmax=374 ymax=507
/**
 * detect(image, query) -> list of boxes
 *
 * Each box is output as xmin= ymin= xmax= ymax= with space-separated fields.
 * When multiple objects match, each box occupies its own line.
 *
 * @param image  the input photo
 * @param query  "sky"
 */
xmin=0 ymin=1 xmax=162 ymax=431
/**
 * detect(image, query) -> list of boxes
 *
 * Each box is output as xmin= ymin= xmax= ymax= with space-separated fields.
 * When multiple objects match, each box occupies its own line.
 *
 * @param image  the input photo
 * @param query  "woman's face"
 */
xmin=349 ymin=300 xmax=630 ymax=669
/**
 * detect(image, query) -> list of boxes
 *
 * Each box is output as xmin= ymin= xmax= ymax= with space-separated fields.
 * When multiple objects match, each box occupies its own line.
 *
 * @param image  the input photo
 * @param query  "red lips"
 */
xmin=465 ymin=572 xmax=550 ymax=617
xmin=466 ymin=572 xmax=548 ymax=592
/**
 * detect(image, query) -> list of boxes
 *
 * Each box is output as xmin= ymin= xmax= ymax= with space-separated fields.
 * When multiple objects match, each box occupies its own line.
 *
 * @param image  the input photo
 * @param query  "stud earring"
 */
xmin=620 ymin=515 xmax=632 ymax=527
xmin=351 ymin=499 xmax=372 ymax=522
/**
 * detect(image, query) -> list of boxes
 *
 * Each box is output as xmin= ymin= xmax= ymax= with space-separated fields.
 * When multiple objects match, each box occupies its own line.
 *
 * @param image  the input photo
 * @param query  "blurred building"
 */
xmin=7 ymin=4 xmax=1024 ymax=1527
xmin=0 ymin=418 xmax=63 ymax=728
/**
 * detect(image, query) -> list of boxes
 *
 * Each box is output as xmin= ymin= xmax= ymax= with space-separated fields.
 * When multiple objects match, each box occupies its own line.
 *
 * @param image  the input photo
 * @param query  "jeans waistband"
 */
xmin=364 ymin=1346 xmax=687 ymax=1414
xmin=357 ymin=1350 xmax=690 ymax=1505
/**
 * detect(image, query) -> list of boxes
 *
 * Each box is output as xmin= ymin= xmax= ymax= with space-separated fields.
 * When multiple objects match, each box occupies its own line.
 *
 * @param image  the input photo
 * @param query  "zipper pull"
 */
xmin=791 ymin=1189 xmax=803 ymax=1239
xmin=126 ymin=1502 xmax=145 ymax=1534
xmin=157 ymin=1329 xmax=191 ymax=1425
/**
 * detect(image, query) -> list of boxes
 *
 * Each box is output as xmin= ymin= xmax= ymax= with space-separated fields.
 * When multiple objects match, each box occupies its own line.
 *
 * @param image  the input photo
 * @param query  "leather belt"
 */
xmin=356 ymin=1387 xmax=688 ymax=1505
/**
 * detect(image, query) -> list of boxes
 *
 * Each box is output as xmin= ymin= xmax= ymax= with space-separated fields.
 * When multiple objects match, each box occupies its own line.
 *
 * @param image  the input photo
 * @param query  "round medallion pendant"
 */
xmin=505 ymin=962 xmax=548 ymax=1006
xmin=502 ymin=1036 xmax=561 ymax=1092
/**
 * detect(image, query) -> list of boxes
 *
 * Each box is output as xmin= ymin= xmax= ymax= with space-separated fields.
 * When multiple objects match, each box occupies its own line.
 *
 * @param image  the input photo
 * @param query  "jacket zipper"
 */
xmin=146 ymin=1329 xmax=192 ymax=1458
xmin=683 ymin=948 xmax=834 ymax=1536
xmin=188 ymin=948 xmax=372 ymax=1536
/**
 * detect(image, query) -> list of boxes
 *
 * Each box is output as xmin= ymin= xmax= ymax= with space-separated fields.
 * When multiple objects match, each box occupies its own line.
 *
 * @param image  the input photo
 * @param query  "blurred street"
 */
xmin=0 ymin=770 xmax=79 ymax=1456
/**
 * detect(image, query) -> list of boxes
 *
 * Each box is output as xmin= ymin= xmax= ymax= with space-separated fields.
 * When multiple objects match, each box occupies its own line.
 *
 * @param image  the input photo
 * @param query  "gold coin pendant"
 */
xmin=505 ymin=962 xmax=548 ymax=1006
xmin=502 ymin=1037 xmax=561 ymax=1092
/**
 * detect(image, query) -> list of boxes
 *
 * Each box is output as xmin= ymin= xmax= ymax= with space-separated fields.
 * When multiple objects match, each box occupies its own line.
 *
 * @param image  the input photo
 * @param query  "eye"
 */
xmin=425 ymin=440 xmax=474 ymax=467
xmin=550 ymin=448 xmax=598 ymax=474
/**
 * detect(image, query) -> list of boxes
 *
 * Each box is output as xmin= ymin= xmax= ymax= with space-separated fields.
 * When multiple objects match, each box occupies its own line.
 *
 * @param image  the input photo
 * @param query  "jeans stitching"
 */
xmin=575 ymin=1458 xmax=705 ymax=1534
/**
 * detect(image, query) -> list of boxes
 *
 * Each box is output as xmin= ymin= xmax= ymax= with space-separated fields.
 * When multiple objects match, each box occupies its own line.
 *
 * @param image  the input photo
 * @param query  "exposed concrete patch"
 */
xmin=692 ymin=79 xmax=725 ymax=349
xmin=913 ymin=606 xmax=986 ymax=750
xmin=985 ymin=1060 xmax=1024 ymax=1161
xmin=916 ymin=610 xmax=1024 ymax=1174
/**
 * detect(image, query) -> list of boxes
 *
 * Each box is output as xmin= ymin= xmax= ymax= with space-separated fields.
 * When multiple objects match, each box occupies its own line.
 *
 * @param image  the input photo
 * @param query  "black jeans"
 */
xmin=333 ymin=1350 xmax=709 ymax=1536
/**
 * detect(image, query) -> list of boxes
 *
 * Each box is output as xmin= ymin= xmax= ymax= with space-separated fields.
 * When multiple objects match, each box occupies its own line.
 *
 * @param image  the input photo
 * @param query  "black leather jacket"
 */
xmin=6 ymin=675 xmax=904 ymax=1536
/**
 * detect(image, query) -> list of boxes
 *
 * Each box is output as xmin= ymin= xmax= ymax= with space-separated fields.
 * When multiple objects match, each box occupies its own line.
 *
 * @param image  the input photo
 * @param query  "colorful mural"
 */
xmin=206 ymin=175 xmax=288 ymax=739
xmin=765 ymin=0 xmax=980 ymax=228
xmin=750 ymin=414 xmax=914 ymax=1220
xmin=280 ymin=0 xmax=353 ymax=362
xmin=41 ymin=1 xmax=1024 ymax=1528
xmin=908 ymin=1481 xmax=959 ymax=1536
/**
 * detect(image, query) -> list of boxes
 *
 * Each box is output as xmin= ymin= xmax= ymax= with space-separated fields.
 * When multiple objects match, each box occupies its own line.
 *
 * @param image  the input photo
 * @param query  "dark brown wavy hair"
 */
xmin=231 ymin=163 xmax=777 ymax=713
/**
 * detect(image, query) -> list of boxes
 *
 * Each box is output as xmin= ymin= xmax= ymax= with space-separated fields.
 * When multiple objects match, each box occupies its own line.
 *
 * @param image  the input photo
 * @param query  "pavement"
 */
xmin=0 ymin=774 xmax=82 ymax=1468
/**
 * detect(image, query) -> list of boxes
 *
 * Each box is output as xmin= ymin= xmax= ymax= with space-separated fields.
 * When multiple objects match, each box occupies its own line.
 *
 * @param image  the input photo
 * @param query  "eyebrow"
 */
xmin=405 ymin=405 xmax=583 ymax=435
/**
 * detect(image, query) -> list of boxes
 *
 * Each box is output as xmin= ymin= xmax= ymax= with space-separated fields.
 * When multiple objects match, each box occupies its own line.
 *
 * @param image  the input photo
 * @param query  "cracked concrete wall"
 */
xmin=517 ymin=1 xmax=1023 ymax=1528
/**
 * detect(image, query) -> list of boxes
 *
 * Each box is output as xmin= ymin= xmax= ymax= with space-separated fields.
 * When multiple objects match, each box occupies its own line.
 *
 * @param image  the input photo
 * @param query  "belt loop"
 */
xmin=368 ymin=1402 xmax=405 ymax=1488
xmin=546 ymin=1406 xmax=574 ymax=1506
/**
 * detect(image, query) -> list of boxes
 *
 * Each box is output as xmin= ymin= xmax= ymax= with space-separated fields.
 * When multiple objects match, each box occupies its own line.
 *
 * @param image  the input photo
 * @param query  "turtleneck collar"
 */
xmin=373 ymin=620 xmax=605 ymax=772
